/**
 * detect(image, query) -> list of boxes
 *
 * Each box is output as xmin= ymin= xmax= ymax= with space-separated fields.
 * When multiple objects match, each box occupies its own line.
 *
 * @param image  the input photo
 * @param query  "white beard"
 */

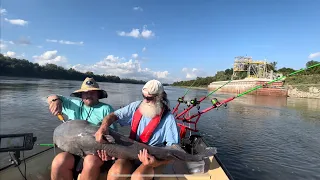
xmin=139 ymin=101 xmax=163 ymax=118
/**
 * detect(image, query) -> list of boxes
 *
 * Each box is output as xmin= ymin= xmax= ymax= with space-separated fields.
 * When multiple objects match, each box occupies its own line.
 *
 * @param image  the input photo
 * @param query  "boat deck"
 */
xmin=77 ymin=155 xmax=229 ymax=180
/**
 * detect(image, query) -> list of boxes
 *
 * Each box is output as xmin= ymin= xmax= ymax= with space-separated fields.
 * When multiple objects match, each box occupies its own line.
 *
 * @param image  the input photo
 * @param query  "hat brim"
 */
xmin=70 ymin=88 xmax=108 ymax=99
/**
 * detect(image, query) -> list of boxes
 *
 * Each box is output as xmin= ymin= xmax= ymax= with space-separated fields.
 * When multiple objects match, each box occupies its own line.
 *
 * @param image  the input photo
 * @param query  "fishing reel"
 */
xmin=177 ymin=97 xmax=185 ymax=103
xmin=186 ymin=98 xmax=201 ymax=110
xmin=211 ymin=98 xmax=227 ymax=109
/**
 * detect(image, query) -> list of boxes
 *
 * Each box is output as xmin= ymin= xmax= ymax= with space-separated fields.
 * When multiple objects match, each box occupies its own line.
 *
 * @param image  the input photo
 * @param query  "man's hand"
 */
xmin=138 ymin=148 xmax=161 ymax=168
xmin=48 ymin=96 xmax=62 ymax=116
xmin=95 ymin=129 xmax=108 ymax=143
xmin=97 ymin=150 xmax=115 ymax=161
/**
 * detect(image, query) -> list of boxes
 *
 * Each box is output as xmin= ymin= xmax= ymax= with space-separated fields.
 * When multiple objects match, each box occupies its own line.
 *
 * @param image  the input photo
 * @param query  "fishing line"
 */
xmin=235 ymin=62 xmax=320 ymax=98
xmin=175 ymin=79 xmax=232 ymax=119
xmin=182 ymin=79 xmax=197 ymax=97
xmin=172 ymin=79 xmax=198 ymax=114
xmin=180 ymin=62 xmax=320 ymax=122
xmin=176 ymin=63 xmax=320 ymax=138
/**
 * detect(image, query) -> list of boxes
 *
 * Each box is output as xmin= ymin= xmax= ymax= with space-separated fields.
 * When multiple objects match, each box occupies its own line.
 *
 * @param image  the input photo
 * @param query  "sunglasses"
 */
xmin=142 ymin=94 xmax=157 ymax=101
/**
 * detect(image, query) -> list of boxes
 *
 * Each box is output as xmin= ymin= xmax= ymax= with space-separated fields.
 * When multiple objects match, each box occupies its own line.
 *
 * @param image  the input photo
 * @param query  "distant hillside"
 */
xmin=0 ymin=53 xmax=147 ymax=84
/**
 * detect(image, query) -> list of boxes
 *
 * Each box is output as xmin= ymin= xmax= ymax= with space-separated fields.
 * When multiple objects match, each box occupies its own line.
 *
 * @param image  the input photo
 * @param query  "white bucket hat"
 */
xmin=142 ymin=79 xmax=164 ymax=96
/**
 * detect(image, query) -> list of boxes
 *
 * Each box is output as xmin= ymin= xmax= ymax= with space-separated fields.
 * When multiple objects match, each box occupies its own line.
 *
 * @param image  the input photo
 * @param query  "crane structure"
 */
xmin=231 ymin=56 xmax=280 ymax=80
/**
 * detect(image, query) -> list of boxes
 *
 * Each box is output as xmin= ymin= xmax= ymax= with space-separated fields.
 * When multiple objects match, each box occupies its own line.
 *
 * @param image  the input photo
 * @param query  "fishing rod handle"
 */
xmin=57 ymin=114 xmax=66 ymax=122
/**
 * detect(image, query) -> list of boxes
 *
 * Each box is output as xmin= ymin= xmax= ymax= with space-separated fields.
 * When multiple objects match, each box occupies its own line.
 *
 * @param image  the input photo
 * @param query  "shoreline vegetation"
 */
xmin=0 ymin=53 xmax=166 ymax=86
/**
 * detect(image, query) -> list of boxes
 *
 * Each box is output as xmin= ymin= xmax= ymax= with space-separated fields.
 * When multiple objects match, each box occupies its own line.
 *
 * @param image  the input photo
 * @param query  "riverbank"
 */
xmin=285 ymin=75 xmax=320 ymax=99
xmin=173 ymin=84 xmax=320 ymax=99
xmin=287 ymin=85 xmax=320 ymax=99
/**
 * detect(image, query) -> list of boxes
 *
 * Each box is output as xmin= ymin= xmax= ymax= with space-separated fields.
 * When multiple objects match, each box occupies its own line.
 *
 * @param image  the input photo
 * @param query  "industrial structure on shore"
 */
xmin=208 ymin=56 xmax=288 ymax=97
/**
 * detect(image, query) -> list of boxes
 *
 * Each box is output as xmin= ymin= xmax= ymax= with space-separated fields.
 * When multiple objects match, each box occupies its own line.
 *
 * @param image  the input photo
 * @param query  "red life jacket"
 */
xmin=129 ymin=108 xmax=165 ymax=143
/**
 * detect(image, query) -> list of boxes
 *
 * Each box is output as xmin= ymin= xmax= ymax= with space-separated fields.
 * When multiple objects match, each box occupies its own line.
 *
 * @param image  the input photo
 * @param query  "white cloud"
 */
xmin=0 ymin=8 xmax=7 ymax=15
xmin=154 ymin=71 xmax=169 ymax=79
xmin=3 ymin=51 xmax=25 ymax=58
xmin=72 ymin=54 xmax=169 ymax=81
xmin=133 ymin=7 xmax=143 ymax=11
xmin=0 ymin=39 xmax=14 ymax=45
xmin=1 ymin=38 xmax=31 ymax=46
xmin=117 ymin=26 xmax=155 ymax=39
xmin=117 ymin=29 xmax=140 ymax=38
xmin=0 ymin=44 xmax=7 ymax=50
xmin=4 ymin=18 xmax=28 ymax=26
xmin=4 ymin=51 xmax=16 ymax=58
xmin=46 ymin=39 xmax=84 ymax=45
xmin=132 ymin=53 xmax=138 ymax=59
xmin=182 ymin=67 xmax=207 ymax=79
xmin=142 ymin=47 xmax=146 ymax=52
xmin=0 ymin=39 xmax=14 ymax=50
xmin=33 ymin=50 xmax=67 ymax=66
xmin=308 ymin=52 xmax=320 ymax=59
xmin=141 ymin=29 xmax=154 ymax=38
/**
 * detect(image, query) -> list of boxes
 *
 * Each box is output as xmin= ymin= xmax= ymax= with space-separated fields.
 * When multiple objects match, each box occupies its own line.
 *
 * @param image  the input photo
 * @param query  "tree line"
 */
xmin=0 ymin=53 xmax=147 ymax=84
xmin=172 ymin=60 xmax=320 ymax=87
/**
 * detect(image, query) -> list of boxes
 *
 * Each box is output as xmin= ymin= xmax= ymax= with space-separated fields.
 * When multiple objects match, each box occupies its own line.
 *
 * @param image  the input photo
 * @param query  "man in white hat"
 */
xmin=95 ymin=79 xmax=180 ymax=180
xmin=47 ymin=77 xmax=117 ymax=180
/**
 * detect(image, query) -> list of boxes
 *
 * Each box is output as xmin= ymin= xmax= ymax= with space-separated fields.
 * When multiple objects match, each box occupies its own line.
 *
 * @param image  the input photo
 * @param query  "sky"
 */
xmin=1 ymin=0 xmax=320 ymax=83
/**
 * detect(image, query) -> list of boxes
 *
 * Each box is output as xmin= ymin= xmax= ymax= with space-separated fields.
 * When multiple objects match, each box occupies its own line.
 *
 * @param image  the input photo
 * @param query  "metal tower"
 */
xmin=232 ymin=56 xmax=270 ymax=80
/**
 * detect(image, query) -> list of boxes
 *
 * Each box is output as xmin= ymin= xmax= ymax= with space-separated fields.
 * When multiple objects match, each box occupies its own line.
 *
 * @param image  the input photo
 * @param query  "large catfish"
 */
xmin=53 ymin=120 xmax=217 ymax=162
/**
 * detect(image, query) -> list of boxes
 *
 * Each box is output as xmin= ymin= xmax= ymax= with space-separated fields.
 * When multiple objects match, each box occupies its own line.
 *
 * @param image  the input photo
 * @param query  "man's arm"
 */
xmin=96 ymin=101 xmax=141 ymax=143
xmin=47 ymin=95 xmax=75 ymax=116
xmin=99 ymin=112 xmax=119 ymax=133
xmin=95 ymin=112 xmax=119 ymax=143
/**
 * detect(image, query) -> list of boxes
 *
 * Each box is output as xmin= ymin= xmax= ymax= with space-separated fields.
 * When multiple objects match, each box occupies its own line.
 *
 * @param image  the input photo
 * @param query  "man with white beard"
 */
xmin=95 ymin=79 xmax=180 ymax=180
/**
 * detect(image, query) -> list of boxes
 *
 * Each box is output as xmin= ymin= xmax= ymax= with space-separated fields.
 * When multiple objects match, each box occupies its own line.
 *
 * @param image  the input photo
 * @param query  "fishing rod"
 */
xmin=176 ymin=63 xmax=320 ymax=137
xmin=172 ymin=80 xmax=197 ymax=115
xmin=37 ymin=143 xmax=55 ymax=147
xmin=175 ymin=79 xmax=232 ymax=119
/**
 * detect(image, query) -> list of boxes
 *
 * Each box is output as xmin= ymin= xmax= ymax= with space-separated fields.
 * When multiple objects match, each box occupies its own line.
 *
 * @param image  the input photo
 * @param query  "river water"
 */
xmin=0 ymin=76 xmax=319 ymax=180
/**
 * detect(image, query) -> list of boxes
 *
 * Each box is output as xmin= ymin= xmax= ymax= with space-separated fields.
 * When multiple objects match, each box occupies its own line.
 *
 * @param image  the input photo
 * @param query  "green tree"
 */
xmin=305 ymin=60 xmax=320 ymax=74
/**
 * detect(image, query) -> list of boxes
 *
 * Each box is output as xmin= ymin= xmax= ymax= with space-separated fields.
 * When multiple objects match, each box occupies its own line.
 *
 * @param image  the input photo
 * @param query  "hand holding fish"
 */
xmin=138 ymin=148 xmax=159 ymax=168
xmin=97 ymin=150 xmax=115 ymax=161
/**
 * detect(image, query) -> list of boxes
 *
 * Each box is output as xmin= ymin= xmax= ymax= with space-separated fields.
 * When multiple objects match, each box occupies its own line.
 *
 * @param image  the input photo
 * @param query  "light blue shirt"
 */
xmin=57 ymin=95 xmax=118 ymax=131
xmin=114 ymin=101 xmax=180 ymax=147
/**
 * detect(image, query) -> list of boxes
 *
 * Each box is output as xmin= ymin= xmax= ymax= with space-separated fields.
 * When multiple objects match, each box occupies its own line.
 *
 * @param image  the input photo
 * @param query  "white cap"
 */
xmin=142 ymin=79 xmax=164 ymax=95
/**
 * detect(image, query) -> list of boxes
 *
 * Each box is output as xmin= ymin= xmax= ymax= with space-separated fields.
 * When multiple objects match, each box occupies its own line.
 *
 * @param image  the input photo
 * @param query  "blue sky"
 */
xmin=1 ymin=0 xmax=320 ymax=83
